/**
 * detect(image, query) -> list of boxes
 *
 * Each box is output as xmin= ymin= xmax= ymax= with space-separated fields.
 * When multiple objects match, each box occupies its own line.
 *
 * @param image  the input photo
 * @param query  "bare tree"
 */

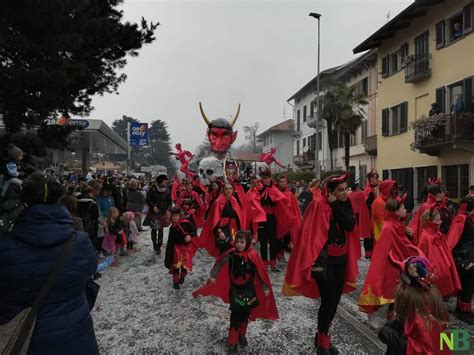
xmin=242 ymin=122 xmax=260 ymax=153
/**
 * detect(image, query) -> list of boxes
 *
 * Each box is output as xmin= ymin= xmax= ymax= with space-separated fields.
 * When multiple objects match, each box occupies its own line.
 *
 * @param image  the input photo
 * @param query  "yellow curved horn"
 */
xmin=199 ymin=102 xmax=211 ymax=126
xmin=230 ymin=103 xmax=241 ymax=127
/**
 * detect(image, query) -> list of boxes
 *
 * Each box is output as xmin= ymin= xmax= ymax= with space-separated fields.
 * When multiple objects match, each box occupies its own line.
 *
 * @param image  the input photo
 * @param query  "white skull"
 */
xmin=198 ymin=157 xmax=223 ymax=184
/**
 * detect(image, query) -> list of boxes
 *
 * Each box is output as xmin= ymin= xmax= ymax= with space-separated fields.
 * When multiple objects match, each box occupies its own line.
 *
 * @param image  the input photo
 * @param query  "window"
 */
xmin=436 ymin=4 xmax=473 ymax=49
xmin=337 ymin=131 xmax=344 ymax=148
xmin=362 ymin=77 xmax=368 ymax=97
xmin=353 ymin=78 xmax=369 ymax=97
xmin=436 ymin=77 xmax=474 ymax=115
xmin=309 ymin=134 xmax=316 ymax=152
xmin=416 ymin=166 xmax=438 ymax=199
xmin=382 ymin=49 xmax=403 ymax=78
xmin=303 ymin=137 xmax=306 ymax=147
xmin=415 ymin=31 xmax=429 ymax=57
xmin=449 ymin=13 xmax=464 ymax=42
xmin=442 ymin=164 xmax=469 ymax=199
xmin=400 ymin=43 xmax=409 ymax=68
xmin=310 ymin=101 xmax=315 ymax=117
xmin=390 ymin=52 xmax=400 ymax=75
xmin=449 ymin=81 xmax=464 ymax=109
xmin=296 ymin=140 xmax=300 ymax=155
xmin=318 ymin=131 xmax=322 ymax=150
xmin=361 ymin=121 xmax=368 ymax=144
xmin=359 ymin=164 xmax=368 ymax=185
xmin=297 ymin=110 xmax=301 ymax=131
xmin=382 ymin=102 xmax=408 ymax=136
xmin=390 ymin=167 xmax=415 ymax=212
xmin=303 ymin=105 xmax=307 ymax=122
xmin=350 ymin=133 xmax=356 ymax=146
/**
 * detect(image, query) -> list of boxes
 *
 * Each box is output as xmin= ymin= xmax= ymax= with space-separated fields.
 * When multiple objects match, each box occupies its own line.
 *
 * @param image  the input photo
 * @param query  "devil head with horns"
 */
xmin=199 ymin=102 xmax=240 ymax=158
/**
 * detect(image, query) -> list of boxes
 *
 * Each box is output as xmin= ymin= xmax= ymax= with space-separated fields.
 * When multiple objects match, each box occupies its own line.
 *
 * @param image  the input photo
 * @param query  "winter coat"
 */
xmin=0 ymin=204 xmax=99 ymax=355
xmin=96 ymin=194 xmax=115 ymax=219
xmin=126 ymin=189 xmax=146 ymax=213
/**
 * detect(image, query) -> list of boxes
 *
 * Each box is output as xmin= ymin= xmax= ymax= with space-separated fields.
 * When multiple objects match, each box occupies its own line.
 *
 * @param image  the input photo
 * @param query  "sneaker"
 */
xmin=173 ymin=283 xmax=180 ymax=290
xmin=93 ymin=272 xmax=102 ymax=280
xmin=155 ymin=249 xmax=161 ymax=256
xmin=239 ymin=336 xmax=248 ymax=347
xmin=227 ymin=345 xmax=238 ymax=354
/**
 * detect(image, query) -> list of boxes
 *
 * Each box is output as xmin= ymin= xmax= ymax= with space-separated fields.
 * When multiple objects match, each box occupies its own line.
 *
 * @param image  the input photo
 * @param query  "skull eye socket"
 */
xmin=199 ymin=169 xmax=204 ymax=174
xmin=206 ymin=169 xmax=214 ymax=176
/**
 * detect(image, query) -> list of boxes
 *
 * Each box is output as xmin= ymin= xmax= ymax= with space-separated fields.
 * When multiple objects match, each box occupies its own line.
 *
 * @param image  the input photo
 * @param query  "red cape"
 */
xmin=349 ymin=191 xmax=371 ymax=239
xmin=177 ymin=191 xmax=205 ymax=228
xmin=276 ymin=188 xmax=301 ymax=242
xmin=418 ymin=223 xmax=461 ymax=297
xmin=260 ymin=184 xmax=294 ymax=240
xmin=447 ymin=205 xmax=468 ymax=251
xmin=192 ymin=246 xmax=279 ymax=321
xmin=233 ymin=182 xmax=246 ymax=208
xmin=199 ymin=194 xmax=243 ymax=258
xmin=243 ymin=186 xmax=267 ymax=235
xmin=405 ymin=313 xmax=450 ymax=355
xmin=408 ymin=194 xmax=438 ymax=245
xmin=358 ymin=212 xmax=423 ymax=313
xmin=282 ymin=196 xmax=360 ymax=298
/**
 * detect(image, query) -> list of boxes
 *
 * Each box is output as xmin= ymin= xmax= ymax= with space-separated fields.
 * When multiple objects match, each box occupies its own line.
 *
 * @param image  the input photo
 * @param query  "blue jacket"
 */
xmin=96 ymin=195 xmax=115 ymax=219
xmin=0 ymin=204 xmax=99 ymax=354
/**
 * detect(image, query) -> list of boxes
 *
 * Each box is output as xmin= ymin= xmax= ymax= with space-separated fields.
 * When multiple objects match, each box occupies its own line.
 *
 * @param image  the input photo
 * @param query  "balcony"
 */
xmin=405 ymin=54 xmax=431 ymax=83
xmin=411 ymin=113 xmax=474 ymax=156
xmin=307 ymin=115 xmax=326 ymax=130
xmin=364 ymin=135 xmax=377 ymax=155
xmin=294 ymin=151 xmax=316 ymax=166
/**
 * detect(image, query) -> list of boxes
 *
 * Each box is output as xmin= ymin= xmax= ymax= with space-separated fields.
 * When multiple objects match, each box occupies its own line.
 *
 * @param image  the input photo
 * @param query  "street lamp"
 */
xmin=309 ymin=12 xmax=321 ymax=179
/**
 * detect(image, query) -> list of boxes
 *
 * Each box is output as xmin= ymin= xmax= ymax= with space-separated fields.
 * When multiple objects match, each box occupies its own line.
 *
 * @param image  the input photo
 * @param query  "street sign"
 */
xmin=130 ymin=122 xmax=148 ymax=146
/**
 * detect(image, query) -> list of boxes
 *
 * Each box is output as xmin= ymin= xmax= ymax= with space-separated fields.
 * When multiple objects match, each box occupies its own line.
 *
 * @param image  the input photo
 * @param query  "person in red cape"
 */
xmin=164 ymin=207 xmax=198 ymax=290
xmin=200 ymin=183 xmax=243 ymax=257
xmin=204 ymin=180 xmax=222 ymax=219
xmin=348 ymin=182 xmax=371 ymax=259
xmin=408 ymin=179 xmax=452 ymax=245
xmin=282 ymin=173 xmax=359 ymax=354
xmin=378 ymin=254 xmax=450 ymax=355
xmin=176 ymin=180 xmax=204 ymax=228
xmin=358 ymin=194 xmax=422 ymax=318
xmin=192 ymin=230 xmax=278 ymax=352
xmin=171 ymin=175 xmax=183 ymax=203
xmin=275 ymin=174 xmax=301 ymax=257
xmin=371 ymin=179 xmax=398 ymax=243
xmin=256 ymin=168 xmax=291 ymax=272
xmin=447 ymin=197 xmax=474 ymax=324
xmin=363 ymin=170 xmax=379 ymax=259
xmin=417 ymin=204 xmax=461 ymax=298
xmin=243 ymin=177 xmax=266 ymax=240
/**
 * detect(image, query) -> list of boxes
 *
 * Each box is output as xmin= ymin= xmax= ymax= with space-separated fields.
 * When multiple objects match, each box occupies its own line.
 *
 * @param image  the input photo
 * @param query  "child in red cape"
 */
xmin=417 ymin=205 xmax=461 ymax=298
xmin=192 ymin=230 xmax=278 ymax=352
xmin=378 ymin=254 xmax=450 ymax=355
xmin=371 ymin=179 xmax=398 ymax=243
xmin=164 ymin=207 xmax=198 ymax=290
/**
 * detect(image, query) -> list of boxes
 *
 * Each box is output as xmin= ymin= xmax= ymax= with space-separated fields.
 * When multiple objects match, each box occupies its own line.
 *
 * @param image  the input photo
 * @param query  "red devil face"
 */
xmin=208 ymin=127 xmax=237 ymax=153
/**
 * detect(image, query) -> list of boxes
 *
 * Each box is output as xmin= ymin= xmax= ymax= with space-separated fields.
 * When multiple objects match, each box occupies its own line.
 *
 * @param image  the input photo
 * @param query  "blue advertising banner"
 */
xmin=130 ymin=122 xmax=148 ymax=146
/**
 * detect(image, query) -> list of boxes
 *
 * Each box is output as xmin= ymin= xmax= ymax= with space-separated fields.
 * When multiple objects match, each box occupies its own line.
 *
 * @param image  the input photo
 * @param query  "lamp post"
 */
xmin=309 ymin=12 xmax=321 ymax=179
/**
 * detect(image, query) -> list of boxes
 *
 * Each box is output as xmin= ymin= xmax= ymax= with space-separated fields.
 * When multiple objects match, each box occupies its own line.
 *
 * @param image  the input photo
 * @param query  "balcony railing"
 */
xmin=294 ymin=151 xmax=316 ymax=166
xmin=412 ymin=113 xmax=474 ymax=156
xmin=364 ymin=135 xmax=377 ymax=155
xmin=405 ymin=53 xmax=431 ymax=83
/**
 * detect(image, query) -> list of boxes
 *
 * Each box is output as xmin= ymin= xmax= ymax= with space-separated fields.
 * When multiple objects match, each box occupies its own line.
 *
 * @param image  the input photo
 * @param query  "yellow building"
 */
xmin=354 ymin=0 xmax=474 ymax=209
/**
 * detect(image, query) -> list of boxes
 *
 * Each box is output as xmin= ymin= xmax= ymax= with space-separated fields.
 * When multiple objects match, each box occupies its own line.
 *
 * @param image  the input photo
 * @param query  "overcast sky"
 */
xmin=90 ymin=0 xmax=413 ymax=151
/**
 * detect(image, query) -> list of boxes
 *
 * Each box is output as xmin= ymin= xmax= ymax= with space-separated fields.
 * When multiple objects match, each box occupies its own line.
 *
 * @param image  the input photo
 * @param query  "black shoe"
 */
xmin=316 ymin=347 xmax=330 ymax=355
xmin=239 ymin=336 xmax=248 ymax=347
xmin=93 ymin=272 xmax=102 ymax=280
xmin=329 ymin=344 xmax=340 ymax=355
xmin=227 ymin=345 xmax=238 ymax=354
xmin=155 ymin=249 xmax=161 ymax=255
xmin=179 ymin=277 xmax=185 ymax=285
xmin=455 ymin=309 xmax=474 ymax=325
xmin=173 ymin=283 xmax=180 ymax=290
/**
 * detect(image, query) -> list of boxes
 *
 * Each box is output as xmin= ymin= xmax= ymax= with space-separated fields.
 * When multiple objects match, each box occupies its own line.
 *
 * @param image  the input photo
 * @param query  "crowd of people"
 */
xmin=1 ymin=143 xmax=474 ymax=354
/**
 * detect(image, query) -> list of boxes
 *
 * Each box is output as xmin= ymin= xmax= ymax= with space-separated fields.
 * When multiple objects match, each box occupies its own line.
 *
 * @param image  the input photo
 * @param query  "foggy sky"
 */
xmin=90 ymin=0 xmax=412 ymax=151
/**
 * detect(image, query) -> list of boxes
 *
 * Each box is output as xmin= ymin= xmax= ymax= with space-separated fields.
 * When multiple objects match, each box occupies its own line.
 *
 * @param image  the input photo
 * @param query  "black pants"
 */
xmin=151 ymin=228 xmax=164 ymax=251
xmin=458 ymin=268 xmax=474 ymax=304
xmin=363 ymin=236 xmax=374 ymax=253
xmin=313 ymin=263 xmax=346 ymax=334
xmin=230 ymin=310 xmax=251 ymax=330
xmin=258 ymin=214 xmax=277 ymax=262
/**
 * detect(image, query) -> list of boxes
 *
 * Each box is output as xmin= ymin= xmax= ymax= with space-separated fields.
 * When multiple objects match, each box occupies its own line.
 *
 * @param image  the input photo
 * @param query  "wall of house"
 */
xmin=376 ymin=0 xmax=474 ymax=178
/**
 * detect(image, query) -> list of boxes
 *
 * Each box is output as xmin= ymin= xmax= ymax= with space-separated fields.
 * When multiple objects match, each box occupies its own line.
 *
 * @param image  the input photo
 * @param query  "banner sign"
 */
xmin=130 ymin=122 xmax=148 ymax=146
xmin=45 ymin=116 xmax=89 ymax=129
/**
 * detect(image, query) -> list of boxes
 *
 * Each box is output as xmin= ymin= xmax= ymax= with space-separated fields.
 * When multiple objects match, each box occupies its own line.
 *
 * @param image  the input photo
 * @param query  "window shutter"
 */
xmin=400 ymin=102 xmax=408 ymax=133
xmin=435 ymin=86 xmax=446 ymax=113
xmin=382 ymin=108 xmax=390 ymax=136
xmin=464 ymin=3 xmax=473 ymax=34
xmin=464 ymin=76 xmax=473 ymax=114
xmin=436 ymin=20 xmax=445 ymax=49
xmin=382 ymin=56 xmax=389 ymax=78
xmin=400 ymin=43 xmax=409 ymax=68
xmin=382 ymin=170 xmax=389 ymax=180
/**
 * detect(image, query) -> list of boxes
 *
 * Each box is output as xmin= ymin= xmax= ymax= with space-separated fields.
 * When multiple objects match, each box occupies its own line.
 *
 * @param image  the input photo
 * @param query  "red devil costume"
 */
xmin=200 ymin=193 xmax=243 ymax=257
xmin=165 ymin=212 xmax=198 ymax=289
xmin=243 ymin=179 xmax=267 ymax=239
xmin=176 ymin=183 xmax=204 ymax=228
xmin=283 ymin=173 xmax=359 ymax=353
xmin=417 ymin=204 xmax=461 ymax=298
xmin=372 ymin=179 xmax=398 ymax=243
xmin=172 ymin=143 xmax=194 ymax=178
xmin=362 ymin=170 xmax=379 ymax=258
xmin=256 ymin=170 xmax=292 ymax=269
xmin=447 ymin=198 xmax=474 ymax=324
xmin=348 ymin=188 xmax=371 ymax=256
xmin=378 ymin=254 xmax=450 ymax=355
xmin=192 ymin=232 xmax=278 ymax=349
xmin=276 ymin=176 xmax=301 ymax=257
xmin=260 ymin=147 xmax=285 ymax=169
xmin=358 ymin=194 xmax=422 ymax=316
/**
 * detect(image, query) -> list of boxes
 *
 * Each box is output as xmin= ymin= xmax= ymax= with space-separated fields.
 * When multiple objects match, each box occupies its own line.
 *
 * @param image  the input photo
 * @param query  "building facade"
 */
xmin=354 ymin=0 xmax=474 ymax=209
xmin=257 ymin=119 xmax=295 ymax=173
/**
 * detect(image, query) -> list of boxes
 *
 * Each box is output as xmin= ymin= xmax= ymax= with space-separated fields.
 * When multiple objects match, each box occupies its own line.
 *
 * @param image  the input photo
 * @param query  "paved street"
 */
xmin=91 ymin=229 xmax=474 ymax=354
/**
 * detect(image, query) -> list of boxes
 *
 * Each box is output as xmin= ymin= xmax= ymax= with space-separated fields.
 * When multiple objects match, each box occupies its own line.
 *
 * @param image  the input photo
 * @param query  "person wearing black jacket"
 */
xmin=77 ymin=186 xmax=100 ymax=253
xmin=146 ymin=175 xmax=172 ymax=255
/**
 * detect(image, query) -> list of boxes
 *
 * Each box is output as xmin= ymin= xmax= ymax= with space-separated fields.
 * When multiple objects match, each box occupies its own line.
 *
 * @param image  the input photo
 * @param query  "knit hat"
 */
xmin=8 ymin=143 xmax=23 ymax=159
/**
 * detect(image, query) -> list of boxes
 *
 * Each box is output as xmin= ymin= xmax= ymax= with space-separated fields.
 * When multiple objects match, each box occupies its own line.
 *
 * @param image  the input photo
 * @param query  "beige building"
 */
xmin=354 ymin=0 xmax=474 ymax=208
